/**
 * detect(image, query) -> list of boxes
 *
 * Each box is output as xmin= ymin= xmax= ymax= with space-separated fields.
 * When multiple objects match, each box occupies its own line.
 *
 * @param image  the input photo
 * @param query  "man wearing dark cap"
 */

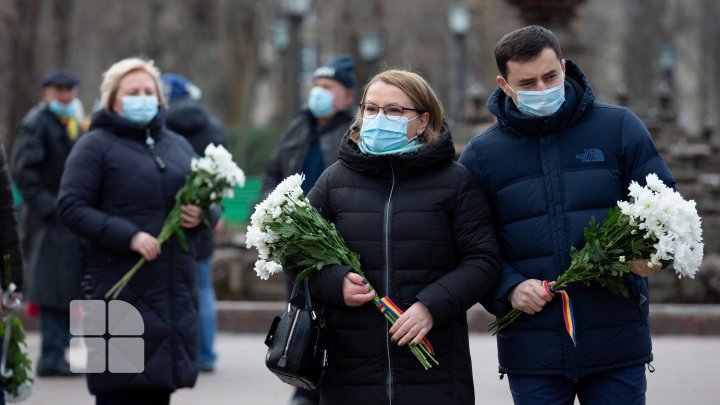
xmin=261 ymin=53 xmax=355 ymax=198
xmin=11 ymin=69 xmax=83 ymax=377
xmin=260 ymin=54 xmax=356 ymax=405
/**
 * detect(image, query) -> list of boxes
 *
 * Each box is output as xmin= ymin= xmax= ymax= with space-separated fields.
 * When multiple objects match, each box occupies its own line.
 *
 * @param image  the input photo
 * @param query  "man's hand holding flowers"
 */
xmin=629 ymin=260 xmax=662 ymax=277
xmin=508 ymin=279 xmax=553 ymax=315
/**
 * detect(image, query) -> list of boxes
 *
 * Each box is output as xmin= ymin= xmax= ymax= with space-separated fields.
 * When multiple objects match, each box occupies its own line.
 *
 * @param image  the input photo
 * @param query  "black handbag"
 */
xmin=264 ymin=279 xmax=327 ymax=390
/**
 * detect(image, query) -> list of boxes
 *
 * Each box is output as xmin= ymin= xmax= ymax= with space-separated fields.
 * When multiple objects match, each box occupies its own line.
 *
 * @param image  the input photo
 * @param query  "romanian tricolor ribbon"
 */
xmin=542 ymin=280 xmax=576 ymax=347
xmin=376 ymin=296 xmax=435 ymax=356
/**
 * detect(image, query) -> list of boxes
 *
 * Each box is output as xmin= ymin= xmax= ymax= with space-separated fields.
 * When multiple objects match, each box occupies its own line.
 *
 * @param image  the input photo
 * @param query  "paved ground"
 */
xmin=23 ymin=331 xmax=720 ymax=405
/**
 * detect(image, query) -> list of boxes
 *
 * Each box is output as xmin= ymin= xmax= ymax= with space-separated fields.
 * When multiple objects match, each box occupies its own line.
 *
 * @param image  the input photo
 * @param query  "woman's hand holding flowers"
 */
xmin=180 ymin=204 xmax=202 ymax=228
xmin=130 ymin=232 xmax=161 ymax=261
xmin=343 ymin=272 xmax=375 ymax=307
xmin=390 ymin=302 xmax=433 ymax=347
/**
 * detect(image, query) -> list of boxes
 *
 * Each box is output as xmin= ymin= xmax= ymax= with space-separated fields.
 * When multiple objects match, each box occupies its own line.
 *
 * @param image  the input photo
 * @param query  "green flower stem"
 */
xmin=105 ymin=203 xmax=183 ymax=300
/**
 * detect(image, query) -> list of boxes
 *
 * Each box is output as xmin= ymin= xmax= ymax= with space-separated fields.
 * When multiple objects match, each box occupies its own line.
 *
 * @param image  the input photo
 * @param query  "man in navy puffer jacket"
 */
xmin=459 ymin=25 xmax=675 ymax=404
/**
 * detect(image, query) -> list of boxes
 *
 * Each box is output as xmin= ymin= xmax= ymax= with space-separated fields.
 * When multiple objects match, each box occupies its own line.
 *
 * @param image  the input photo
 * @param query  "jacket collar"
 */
xmin=338 ymin=120 xmax=456 ymax=177
xmin=89 ymin=108 xmax=166 ymax=140
xmin=487 ymin=59 xmax=595 ymax=136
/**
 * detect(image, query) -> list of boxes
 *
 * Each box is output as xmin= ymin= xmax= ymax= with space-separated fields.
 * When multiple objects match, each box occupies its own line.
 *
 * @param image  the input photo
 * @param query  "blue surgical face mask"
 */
xmin=359 ymin=113 xmax=423 ymax=156
xmin=307 ymin=86 xmax=335 ymax=118
xmin=49 ymin=100 xmax=76 ymax=118
xmin=121 ymin=95 xmax=158 ymax=125
xmin=507 ymin=80 xmax=565 ymax=118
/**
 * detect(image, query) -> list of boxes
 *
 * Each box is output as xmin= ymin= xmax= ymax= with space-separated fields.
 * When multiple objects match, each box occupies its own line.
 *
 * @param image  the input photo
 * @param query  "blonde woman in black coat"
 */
xmin=307 ymin=69 xmax=501 ymax=405
xmin=58 ymin=57 xmax=203 ymax=405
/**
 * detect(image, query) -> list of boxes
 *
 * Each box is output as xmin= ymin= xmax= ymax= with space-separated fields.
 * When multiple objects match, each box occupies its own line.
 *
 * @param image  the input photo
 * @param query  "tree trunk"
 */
xmin=52 ymin=0 xmax=74 ymax=68
xmin=5 ymin=0 xmax=41 ymax=158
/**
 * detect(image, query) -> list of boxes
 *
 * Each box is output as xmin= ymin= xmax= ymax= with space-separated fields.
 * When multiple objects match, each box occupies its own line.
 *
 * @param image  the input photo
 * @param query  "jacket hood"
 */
xmin=487 ymin=59 xmax=595 ymax=136
xmin=338 ymin=120 xmax=456 ymax=177
xmin=89 ymin=108 xmax=166 ymax=140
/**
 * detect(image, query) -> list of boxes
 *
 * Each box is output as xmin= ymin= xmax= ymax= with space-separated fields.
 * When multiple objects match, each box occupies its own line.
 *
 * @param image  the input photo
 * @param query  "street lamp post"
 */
xmin=272 ymin=19 xmax=290 ymax=124
xmin=282 ymin=0 xmax=313 ymax=113
xmin=657 ymin=43 xmax=677 ymax=124
xmin=447 ymin=2 xmax=471 ymax=124
xmin=358 ymin=31 xmax=385 ymax=83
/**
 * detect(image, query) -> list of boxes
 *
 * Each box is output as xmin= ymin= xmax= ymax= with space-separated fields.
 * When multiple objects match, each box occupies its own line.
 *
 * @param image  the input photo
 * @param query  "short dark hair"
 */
xmin=494 ymin=25 xmax=563 ymax=79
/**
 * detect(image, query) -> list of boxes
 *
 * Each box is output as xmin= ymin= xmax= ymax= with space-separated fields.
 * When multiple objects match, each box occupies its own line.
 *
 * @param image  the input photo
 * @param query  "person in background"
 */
xmin=11 ymin=69 xmax=83 ymax=378
xmin=0 ymin=142 xmax=24 ymax=405
xmin=458 ymin=25 xmax=675 ymax=404
xmin=306 ymin=69 xmax=500 ymax=404
xmin=58 ymin=57 xmax=203 ymax=405
xmin=260 ymin=53 xmax=356 ymax=405
xmin=161 ymin=72 xmax=225 ymax=373
xmin=261 ymin=53 xmax=356 ymax=198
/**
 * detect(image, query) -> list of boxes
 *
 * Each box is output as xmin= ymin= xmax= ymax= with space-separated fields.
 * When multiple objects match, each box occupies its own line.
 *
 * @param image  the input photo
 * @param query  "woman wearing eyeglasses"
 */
xmin=306 ymin=69 xmax=501 ymax=404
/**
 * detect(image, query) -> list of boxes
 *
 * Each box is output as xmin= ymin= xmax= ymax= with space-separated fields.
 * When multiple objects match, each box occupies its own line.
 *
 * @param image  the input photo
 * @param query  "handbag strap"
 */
xmin=288 ymin=279 xmax=316 ymax=319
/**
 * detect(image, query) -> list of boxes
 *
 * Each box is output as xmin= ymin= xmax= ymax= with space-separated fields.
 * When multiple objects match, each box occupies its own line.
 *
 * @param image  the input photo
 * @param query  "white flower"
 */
xmin=246 ymin=173 xmax=309 ymax=281
xmin=197 ymin=144 xmax=246 ymax=188
xmin=619 ymin=256 xmax=626 ymax=262
xmin=253 ymin=259 xmax=284 ymax=280
xmin=645 ymin=173 xmax=666 ymax=192
xmin=254 ymin=259 xmax=271 ymax=280
xmin=192 ymin=156 xmax=216 ymax=174
xmin=618 ymin=173 xmax=704 ymax=279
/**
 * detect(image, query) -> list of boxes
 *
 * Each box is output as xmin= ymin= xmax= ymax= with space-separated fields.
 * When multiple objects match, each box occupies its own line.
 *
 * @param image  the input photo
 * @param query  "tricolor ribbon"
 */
xmin=542 ymin=280 xmax=576 ymax=347
xmin=376 ymin=296 xmax=435 ymax=356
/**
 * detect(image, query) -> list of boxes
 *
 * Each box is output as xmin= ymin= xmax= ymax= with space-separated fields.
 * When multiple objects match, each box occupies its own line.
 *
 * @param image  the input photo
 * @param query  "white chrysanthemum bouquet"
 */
xmin=489 ymin=173 xmax=704 ymax=343
xmin=106 ymin=144 xmax=245 ymax=299
xmin=247 ymin=174 xmax=438 ymax=369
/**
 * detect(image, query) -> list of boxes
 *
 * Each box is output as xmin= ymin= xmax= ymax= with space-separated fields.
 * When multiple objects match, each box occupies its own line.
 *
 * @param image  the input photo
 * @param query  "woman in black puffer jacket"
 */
xmin=307 ymin=69 xmax=501 ymax=405
xmin=58 ymin=57 xmax=203 ymax=405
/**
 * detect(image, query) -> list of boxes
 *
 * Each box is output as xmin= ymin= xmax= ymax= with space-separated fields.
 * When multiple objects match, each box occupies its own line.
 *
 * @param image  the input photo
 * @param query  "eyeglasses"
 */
xmin=359 ymin=102 xmax=422 ymax=120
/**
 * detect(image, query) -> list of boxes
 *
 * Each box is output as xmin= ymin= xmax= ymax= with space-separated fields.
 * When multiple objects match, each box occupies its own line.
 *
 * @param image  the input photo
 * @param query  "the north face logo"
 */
xmin=69 ymin=300 xmax=145 ymax=373
xmin=576 ymin=148 xmax=605 ymax=163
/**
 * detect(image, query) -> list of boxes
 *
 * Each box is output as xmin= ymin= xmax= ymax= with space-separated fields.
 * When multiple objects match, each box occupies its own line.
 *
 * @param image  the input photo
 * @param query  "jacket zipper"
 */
xmin=383 ymin=160 xmax=396 ymax=404
xmin=148 ymin=128 xmax=175 ymax=375
xmin=146 ymin=130 xmax=166 ymax=171
xmin=279 ymin=307 xmax=301 ymax=367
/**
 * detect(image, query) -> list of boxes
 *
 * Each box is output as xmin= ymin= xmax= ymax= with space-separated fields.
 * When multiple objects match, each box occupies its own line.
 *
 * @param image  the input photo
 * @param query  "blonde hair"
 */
xmin=350 ymin=69 xmax=444 ymax=144
xmin=99 ymin=57 xmax=165 ymax=111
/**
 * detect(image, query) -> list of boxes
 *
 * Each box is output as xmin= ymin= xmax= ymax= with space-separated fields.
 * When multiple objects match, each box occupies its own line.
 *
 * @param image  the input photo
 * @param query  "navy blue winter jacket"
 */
xmin=58 ymin=109 xmax=199 ymax=393
xmin=458 ymin=60 xmax=674 ymax=378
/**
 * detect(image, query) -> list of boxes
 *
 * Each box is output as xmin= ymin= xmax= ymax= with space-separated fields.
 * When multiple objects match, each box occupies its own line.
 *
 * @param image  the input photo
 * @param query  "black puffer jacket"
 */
xmin=307 ymin=126 xmax=500 ymax=405
xmin=58 ymin=109 xmax=199 ymax=394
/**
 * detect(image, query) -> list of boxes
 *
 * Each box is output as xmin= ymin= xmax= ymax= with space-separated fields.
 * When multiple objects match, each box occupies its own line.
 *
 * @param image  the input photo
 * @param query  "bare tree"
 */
xmin=5 ymin=0 xmax=42 ymax=156
xmin=52 ymin=0 xmax=75 ymax=68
